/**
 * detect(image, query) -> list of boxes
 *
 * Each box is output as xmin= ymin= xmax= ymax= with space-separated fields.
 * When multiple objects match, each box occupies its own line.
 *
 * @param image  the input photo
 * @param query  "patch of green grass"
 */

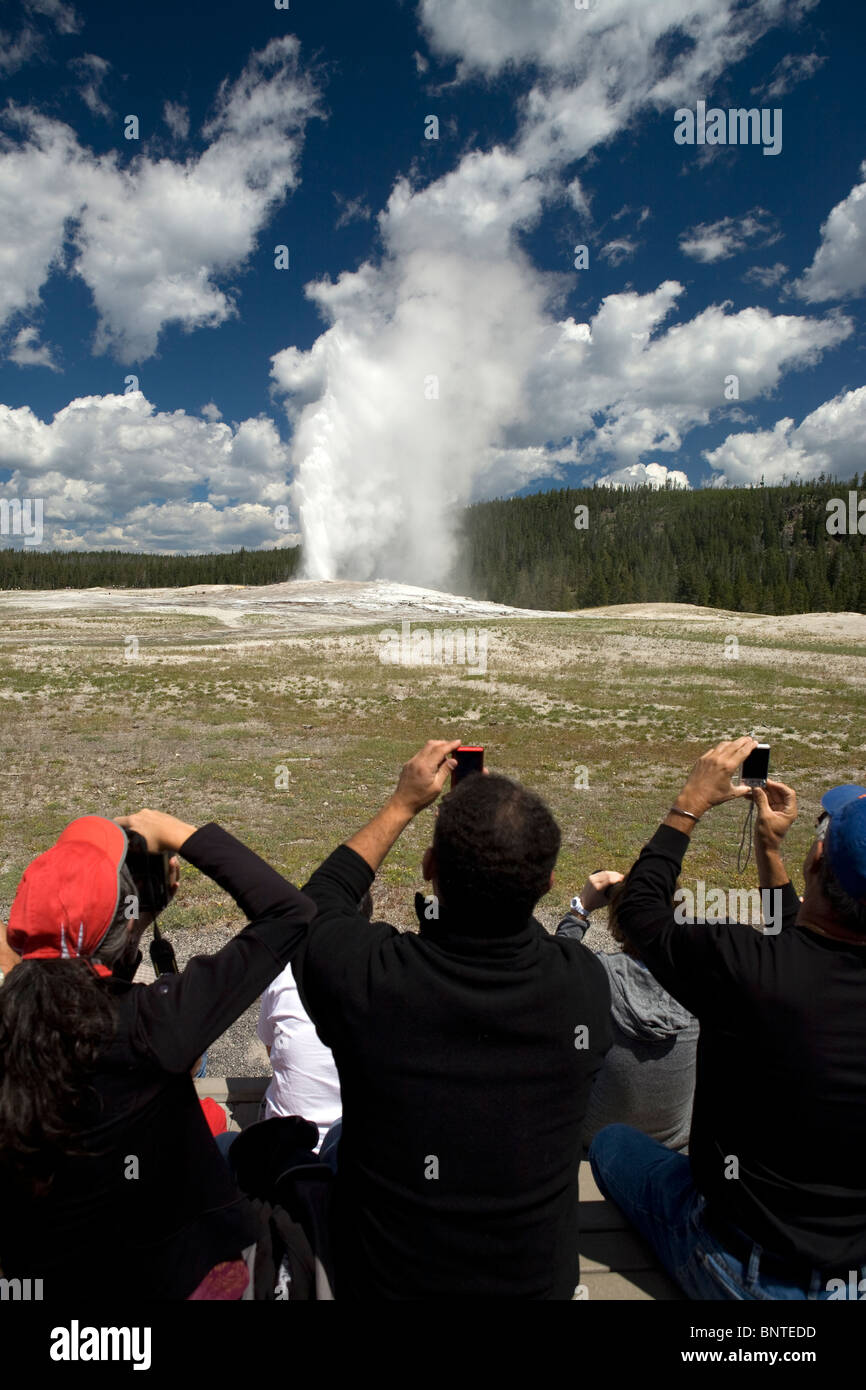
xmin=0 ymin=608 xmax=863 ymax=921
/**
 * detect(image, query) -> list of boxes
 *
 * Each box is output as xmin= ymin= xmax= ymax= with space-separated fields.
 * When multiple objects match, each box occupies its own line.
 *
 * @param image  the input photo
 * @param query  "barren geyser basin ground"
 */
xmin=1 ymin=579 xmax=864 ymax=1073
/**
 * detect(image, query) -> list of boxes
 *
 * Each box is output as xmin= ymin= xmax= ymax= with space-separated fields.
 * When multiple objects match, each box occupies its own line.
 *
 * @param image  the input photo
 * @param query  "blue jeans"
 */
xmin=319 ymin=1118 xmax=341 ymax=1175
xmin=589 ymin=1124 xmax=863 ymax=1300
xmin=214 ymin=1130 xmax=239 ymax=1165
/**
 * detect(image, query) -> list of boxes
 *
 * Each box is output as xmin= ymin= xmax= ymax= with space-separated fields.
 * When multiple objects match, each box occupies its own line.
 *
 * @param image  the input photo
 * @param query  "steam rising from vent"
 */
xmin=269 ymin=0 xmax=845 ymax=580
xmin=273 ymin=156 xmax=554 ymax=587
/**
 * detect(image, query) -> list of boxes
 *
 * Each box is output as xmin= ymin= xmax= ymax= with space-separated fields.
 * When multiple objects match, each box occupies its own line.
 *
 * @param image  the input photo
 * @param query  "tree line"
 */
xmin=1 ymin=479 xmax=864 ymax=613
xmin=456 ymin=478 xmax=866 ymax=614
xmin=0 ymin=545 xmax=302 ymax=591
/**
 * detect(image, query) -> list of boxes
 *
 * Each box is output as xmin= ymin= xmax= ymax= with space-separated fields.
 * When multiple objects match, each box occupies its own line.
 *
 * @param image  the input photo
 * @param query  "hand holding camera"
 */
xmin=750 ymin=780 xmax=798 ymax=852
xmin=673 ymin=737 xmax=758 ymax=818
xmin=390 ymin=740 xmax=464 ymax=816
xmin=116 ymin=810 xmax=198 ymax=855
xmin=115 ymin=810 xmax=195 ymax=977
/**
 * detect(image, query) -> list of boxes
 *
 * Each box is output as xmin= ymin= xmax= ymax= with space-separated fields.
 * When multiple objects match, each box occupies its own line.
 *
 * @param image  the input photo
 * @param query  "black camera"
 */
xmin=740 ymin=743 xmax=770 ymax=788
xmin=124 ymin=829 xmax=172 ymax=914
xmin=124 ymin=829 xmax=178 ymax=975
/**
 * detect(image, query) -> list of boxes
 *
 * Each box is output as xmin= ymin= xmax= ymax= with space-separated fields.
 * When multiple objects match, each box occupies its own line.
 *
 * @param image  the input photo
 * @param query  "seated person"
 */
xmin=256 ymin=892 xmax=372 ymax=1149
xmin=589 ymin=740 xmax=866 ymax=1301
xmin=0 ymin=809 xmax=316 ymax=1301
xmin=290 ymin=739 xmax=613 ymax=1300
xmin=556 ymin=872 xmax=698 ymax=1152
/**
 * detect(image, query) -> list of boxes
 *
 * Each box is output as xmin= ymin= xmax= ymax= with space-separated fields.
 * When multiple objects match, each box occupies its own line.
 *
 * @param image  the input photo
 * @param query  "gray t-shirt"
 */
xmin=582 ymin=951 xmax=699 ymax=1153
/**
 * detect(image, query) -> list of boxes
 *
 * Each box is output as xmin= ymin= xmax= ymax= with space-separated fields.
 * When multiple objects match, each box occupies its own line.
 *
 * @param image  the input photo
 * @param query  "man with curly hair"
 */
xmin=292 ymin=739 xmax=612 ymax=1299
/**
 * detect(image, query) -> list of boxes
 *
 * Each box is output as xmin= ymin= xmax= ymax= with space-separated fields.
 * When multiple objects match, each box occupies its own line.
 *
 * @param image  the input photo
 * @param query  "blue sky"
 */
xmin=0 ymin=0 xmax=864 ymax=582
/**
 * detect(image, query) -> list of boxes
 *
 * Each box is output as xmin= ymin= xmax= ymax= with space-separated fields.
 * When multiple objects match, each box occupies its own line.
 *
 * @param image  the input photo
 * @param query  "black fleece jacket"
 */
xmin=617 ymin=822 xmax=866 ymax=1273
xmin=292 ymin=845 xmax=612 ymax=1300
xmin=0 ymin=824 xmax=316 ymax=1300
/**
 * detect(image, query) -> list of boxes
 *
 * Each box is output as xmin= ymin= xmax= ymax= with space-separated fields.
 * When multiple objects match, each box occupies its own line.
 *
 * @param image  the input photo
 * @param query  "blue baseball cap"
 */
xmin=821 ymin=785 xmax=866 ymax=901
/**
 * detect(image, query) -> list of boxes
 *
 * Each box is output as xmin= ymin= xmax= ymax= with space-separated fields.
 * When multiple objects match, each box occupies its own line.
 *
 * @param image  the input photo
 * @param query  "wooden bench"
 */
xmin=196 ymin=1078 xmax=682 ymax=1300
xmin=196 ymin=1076 xmax=267 ymax=1132
xmin=578 ymin=1160 xmax=682 ymax=1300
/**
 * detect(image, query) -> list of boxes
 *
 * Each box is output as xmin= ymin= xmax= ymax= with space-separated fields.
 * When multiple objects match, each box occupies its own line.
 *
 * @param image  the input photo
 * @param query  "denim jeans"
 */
xmin=589 ymin=1123 xmax=864 ymax=1300
xmin=214 ymin=1129 xmax=239 ymax=1166
xmin=319 ymin=1118 xmax=341 ymax=1175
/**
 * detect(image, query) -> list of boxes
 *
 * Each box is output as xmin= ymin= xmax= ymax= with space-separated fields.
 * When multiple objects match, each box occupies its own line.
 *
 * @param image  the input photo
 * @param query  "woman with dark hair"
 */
xmin=0 ymin=810 xmax=316 ymax=1299
xmin=556 ymin=870 xmax=699 ymax=1153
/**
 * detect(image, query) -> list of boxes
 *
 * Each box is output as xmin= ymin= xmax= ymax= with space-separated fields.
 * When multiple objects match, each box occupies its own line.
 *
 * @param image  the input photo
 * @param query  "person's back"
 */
xmin=258 ymin=962 xmax=341 ymax=1147
xmin=3 ymin=987 xmax=253 ymax=1298
xmin=682 ymin=922 xmax=866 ymax=1268
xmin=0 ymin=812 xmax=316 ymax=1299
xmin=293 ymin=743 xmax=613 ymax=1299
xmin=613 ymin=792 xmax=866 ymax=1270
xmin=315 ymin=910 xmax=610 ymax=1298
xmin=590 ymin=750 xmax=866 ymax=1300
xmin=582 ymin=951 xmax=697 ymax=1153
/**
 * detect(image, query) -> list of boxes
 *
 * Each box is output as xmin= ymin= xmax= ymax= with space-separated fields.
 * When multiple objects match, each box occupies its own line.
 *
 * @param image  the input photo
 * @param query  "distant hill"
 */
xmin=1 ymin=479 xmax=864 ymax=614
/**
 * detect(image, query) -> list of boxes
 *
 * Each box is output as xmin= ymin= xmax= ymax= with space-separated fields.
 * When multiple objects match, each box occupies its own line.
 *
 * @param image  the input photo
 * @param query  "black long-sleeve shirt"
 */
xmin=617 ymin=823 xmax=866 ymax=1271
xmin=292 ymin=845 xmax=613 ymax=1300
xmin=0 ymin=824 xmax=316 ymax=1300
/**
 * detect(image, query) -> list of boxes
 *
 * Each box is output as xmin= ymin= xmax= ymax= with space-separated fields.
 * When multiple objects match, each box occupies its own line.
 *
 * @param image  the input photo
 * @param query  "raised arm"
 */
xmin=292 ymin=740 xmax=462 ymax=1045
xmin=616 ymin=739 xmax=757 ymax=1015
xmin=299 ymin=739 xmax=462 ymax=926
xmin=114 ymin=811 xmax=317 ymax=1071
xmin=117 ymin=809 xmax=306 ymax=920
xmin=751 ymin=780 xmax=801 ymax=932
xmin=661 ymin=736 xmax=755 ymax=836
xmin=344 ymin=739 xmax=462 ymax=872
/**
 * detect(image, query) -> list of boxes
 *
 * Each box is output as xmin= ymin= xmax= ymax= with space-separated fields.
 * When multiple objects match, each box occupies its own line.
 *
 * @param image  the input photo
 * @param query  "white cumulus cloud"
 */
xmin=510 ymin=286 xmax=850 ymax=467
xmin=795 ymin=162 xmax=866 ymax=302
xmin=596 ymin=462 xmax=690 ymax=489
xmin=0 ymin=37 xmax=323 ymax=360
xmin=7 ymin=324 xmax=60 ymax=371
xmin=419 ymin=0 xmax=817 ymax=172
xmin=0 ymin=391 xmax=297 ymax=550
xmin=743 ymin=262 xmax=789 ymax=288
xmin=704 ymin=386 xmax=866 ymax=484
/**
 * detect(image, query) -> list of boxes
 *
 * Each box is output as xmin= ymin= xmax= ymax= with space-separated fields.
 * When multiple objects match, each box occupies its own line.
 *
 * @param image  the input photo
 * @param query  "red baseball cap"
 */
xmin=8 ymin=816 xmax=130 ymax=978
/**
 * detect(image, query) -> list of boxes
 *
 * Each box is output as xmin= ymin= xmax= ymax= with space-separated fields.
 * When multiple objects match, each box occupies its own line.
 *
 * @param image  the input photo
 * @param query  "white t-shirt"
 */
xmin=257 ymin=963 xmax=341 ymax=1151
